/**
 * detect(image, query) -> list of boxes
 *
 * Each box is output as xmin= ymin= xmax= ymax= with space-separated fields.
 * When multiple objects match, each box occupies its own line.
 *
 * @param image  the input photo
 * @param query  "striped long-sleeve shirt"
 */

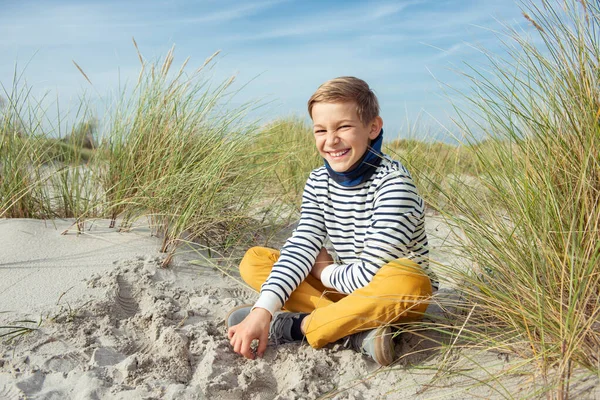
xmin=253 ymin=155 xmax=435 ymax=315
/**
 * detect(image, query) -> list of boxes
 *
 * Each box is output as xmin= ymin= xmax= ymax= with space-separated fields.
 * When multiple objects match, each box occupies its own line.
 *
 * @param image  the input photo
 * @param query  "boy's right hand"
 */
xmin=311 ymin=247 xmax=334 ymax=280
xmin=227 ymin=307 xmax=272 ymax=359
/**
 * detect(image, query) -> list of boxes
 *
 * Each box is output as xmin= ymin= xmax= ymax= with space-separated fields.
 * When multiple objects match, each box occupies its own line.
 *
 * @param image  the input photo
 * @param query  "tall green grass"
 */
xmin=99 ymin=47 xmax=272 ymax=263
xmin=0 ymin=75 xmax=45 ymax=218
xmin=384 ymin=137 xmax=487 ymax=209
xmin=1 ymin=70 xmax=104 ymax=221
xmin=252 ymin=117 xmax=322 ymax=207
xmin=434 ymin=0 xmax=600 ymax=396
xmin=1 ymin=47 xmax=280 ymax=264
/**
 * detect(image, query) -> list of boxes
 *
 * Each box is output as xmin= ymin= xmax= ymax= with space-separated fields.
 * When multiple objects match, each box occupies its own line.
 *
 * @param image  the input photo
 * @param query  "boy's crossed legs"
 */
xmin=235 ymin=246 xmax=432 ymax=358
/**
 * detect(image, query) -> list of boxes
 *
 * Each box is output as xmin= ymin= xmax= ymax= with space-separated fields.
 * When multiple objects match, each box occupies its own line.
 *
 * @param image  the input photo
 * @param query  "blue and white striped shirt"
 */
xmin=254 ymin=155 xmax=434 ymax=315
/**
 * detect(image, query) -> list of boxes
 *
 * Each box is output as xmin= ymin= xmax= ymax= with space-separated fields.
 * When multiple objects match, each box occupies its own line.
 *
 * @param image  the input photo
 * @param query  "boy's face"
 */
xmin=312 ymin=101 xmax=382 ymax=173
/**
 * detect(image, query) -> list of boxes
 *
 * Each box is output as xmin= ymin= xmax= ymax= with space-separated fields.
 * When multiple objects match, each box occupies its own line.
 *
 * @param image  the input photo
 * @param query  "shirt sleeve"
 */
xmin=319 ymin=171 xmax=428 ymax=294
xmin=253 ymin=171 xmax=327 ymax=315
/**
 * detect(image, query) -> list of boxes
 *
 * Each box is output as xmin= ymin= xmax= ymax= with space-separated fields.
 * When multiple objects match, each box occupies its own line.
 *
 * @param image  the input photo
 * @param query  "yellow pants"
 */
xmin=239 ymin=246 xmax=433 ymax=348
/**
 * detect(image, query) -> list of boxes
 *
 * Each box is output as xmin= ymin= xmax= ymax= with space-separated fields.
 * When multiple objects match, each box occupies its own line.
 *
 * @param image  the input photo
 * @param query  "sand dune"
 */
xmin=2 ymin=218 xmax=595 ymax=399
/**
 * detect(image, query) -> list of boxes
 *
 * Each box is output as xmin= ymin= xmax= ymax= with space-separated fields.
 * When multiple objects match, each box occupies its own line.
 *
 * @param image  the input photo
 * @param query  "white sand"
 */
xmin=0 ymin=217 xmax=597 ymax=399
xmin=0 ymin=219 xmax=158 ymax=314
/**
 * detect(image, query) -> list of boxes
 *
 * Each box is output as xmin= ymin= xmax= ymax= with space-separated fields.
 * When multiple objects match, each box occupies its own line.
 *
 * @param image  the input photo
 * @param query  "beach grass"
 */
xmin=429 ymin=0 xmax=600 ymax=396
xmin=1 ymin=47 xmax=284 ymax=264
xmin=384 ymin=137 xmax=490 ymax=210
xmin=0 ymin=312 xmax=40 ymax=343
xmin=1 ymin=70 xmax=103 ymax=221
xmin=97 ymin=47 xmax=276 ymax=263
xmin=251 ymin=117 xmax=322 ymax=208
xmin=0 ymin=74 xmax=50 ymax=219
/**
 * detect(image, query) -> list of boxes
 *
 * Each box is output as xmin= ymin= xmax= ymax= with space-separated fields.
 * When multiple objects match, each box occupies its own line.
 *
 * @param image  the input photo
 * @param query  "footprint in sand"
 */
xmin=122 ymin=334 xmax=154 ymax=357
xmin=0 ymin=384 xmax=24 ymax=400
xmin=115 ymin=275 xmax=139 ymax=318
xmin=43 ymin=352 xmax=88 ymax=373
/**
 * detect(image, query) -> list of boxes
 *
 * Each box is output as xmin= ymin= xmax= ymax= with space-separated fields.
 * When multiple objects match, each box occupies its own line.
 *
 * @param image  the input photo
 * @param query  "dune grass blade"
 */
xmin=0 ymin=318 xmax=40 ymax=343
xmin=2 ymin=50 xmax=281 ymax=254
xmin=251 ymin=118 xmax=322 ymax=209
xmin=432 ymin=0 xmax=600 ymax=396
xmin=100 ymin=50 xmax=277 ymax=261
xmin=384 ymin=131 xmax=489 ymax=210
xmin=0 ymin=72 xmax=53 ymax=218
xmin=1 ymin=65 xmax=104 ymax=221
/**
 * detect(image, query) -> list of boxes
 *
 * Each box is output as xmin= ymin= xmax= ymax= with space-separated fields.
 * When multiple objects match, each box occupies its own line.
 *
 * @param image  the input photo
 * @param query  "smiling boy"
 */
xmin=226 ymin=77 xmax=436 ymax=366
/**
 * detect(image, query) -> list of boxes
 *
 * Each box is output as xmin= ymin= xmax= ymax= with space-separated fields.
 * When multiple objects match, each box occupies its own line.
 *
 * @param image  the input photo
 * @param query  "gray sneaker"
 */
xmin=268 ymin=311 xmax=306 ymax=345
xmin=225 ymin=304 xmax=254 ymax=329
xmin=225 ymin=305 xmax=304 ymax=344
xmin=344 ymin=325 xmax=395 ymax=366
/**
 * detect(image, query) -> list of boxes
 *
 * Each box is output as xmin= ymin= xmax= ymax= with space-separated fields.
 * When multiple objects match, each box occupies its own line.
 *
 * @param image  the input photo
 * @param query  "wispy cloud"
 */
xmin=223 ymin=1 xmax=418 ymax=42
xmin=0 ymin=0 xmax=527 ymax=136
xmin=0 ymin=0 xmax=289 ymax=48
xmin=365 ymin=1 xmax=418 ymax=20
xmin=66 ymin=0 xmax=290 ymax=28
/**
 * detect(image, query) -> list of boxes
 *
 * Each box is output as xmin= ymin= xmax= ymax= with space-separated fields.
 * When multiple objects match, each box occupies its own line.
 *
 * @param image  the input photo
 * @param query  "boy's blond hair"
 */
xmin=307 ymin=76 xmax=380 ymax=126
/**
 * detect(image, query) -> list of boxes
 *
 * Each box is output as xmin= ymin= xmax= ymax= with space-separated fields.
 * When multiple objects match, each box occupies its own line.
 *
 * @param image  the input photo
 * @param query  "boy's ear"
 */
xmin=368 ymin=116 xmax=383 ymax=140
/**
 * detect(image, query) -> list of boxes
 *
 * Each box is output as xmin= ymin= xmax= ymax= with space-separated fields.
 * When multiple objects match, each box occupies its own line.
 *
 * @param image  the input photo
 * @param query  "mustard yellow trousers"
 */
xmin=239 ymin=246 xmax=432 ymax=348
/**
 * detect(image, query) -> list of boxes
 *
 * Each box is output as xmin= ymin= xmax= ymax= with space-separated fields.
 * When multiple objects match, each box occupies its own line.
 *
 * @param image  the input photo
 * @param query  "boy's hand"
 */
xmin=227 ymin=307 xmax=272 ymax=359
xmin=311 ymin=247 xmax=334 ymax=280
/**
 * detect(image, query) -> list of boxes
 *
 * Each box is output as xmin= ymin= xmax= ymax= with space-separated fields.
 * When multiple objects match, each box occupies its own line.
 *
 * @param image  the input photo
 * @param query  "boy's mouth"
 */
xmin=328 ymin=149 xmax=350 ymax=158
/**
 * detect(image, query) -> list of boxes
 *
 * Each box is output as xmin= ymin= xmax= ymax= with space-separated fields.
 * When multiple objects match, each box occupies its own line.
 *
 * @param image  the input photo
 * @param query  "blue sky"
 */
xmin=1 ymin=0 xmax=532 ymax=141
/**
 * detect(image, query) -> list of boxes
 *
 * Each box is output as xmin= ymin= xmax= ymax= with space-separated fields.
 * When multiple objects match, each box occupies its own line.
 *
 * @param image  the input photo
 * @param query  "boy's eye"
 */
xmin=314 ymin=130 xmax=326 ymax=134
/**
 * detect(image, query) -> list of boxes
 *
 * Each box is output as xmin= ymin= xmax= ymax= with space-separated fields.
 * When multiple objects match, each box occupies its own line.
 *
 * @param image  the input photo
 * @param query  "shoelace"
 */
xmin=268 ymin=313 xmax=298 ymax=345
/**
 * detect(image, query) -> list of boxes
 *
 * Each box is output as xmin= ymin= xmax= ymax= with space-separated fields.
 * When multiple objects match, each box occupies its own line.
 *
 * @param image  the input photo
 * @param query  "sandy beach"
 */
xmin=0 ymin=217 xmax=597 ymax=399
xmin=3 ymin=0 xmax=600 ymax=397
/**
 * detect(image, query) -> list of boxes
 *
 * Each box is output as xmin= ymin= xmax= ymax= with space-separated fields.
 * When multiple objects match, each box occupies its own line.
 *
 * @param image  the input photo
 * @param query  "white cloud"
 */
xmin=223 ymin=1 xmax=419 ymax=42
xmin=0 ymin=0 xmax=526 ymax=139
xmin=0 ymin=0 xmax=288 ymax=48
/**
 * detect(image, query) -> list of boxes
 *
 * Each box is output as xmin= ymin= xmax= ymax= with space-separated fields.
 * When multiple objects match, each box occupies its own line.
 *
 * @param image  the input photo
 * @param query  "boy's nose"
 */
xmin=325 ymin=131 xmax=340 ymax=146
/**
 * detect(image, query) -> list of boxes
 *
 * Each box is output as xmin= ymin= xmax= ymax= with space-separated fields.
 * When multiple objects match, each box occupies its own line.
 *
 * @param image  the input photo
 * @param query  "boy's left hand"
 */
xmin=311 ymin=247 xmax=333 ymax=280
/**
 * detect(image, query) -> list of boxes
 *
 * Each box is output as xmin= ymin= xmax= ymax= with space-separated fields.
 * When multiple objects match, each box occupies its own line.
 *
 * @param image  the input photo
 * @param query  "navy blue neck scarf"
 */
xmin=324 ymin=128 xmax=384 ymax=187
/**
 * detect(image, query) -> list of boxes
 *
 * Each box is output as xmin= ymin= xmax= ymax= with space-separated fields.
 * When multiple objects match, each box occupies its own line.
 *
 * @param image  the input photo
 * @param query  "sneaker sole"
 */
xmin=224 ymin=303 xmax=254 ymax=329
xmin=374 ymin=326 xmax=395 ymax=366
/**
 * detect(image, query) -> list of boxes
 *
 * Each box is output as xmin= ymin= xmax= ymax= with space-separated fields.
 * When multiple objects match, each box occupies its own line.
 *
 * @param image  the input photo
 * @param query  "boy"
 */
xmin=226 ymin=77 xmax=436 ymax=366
